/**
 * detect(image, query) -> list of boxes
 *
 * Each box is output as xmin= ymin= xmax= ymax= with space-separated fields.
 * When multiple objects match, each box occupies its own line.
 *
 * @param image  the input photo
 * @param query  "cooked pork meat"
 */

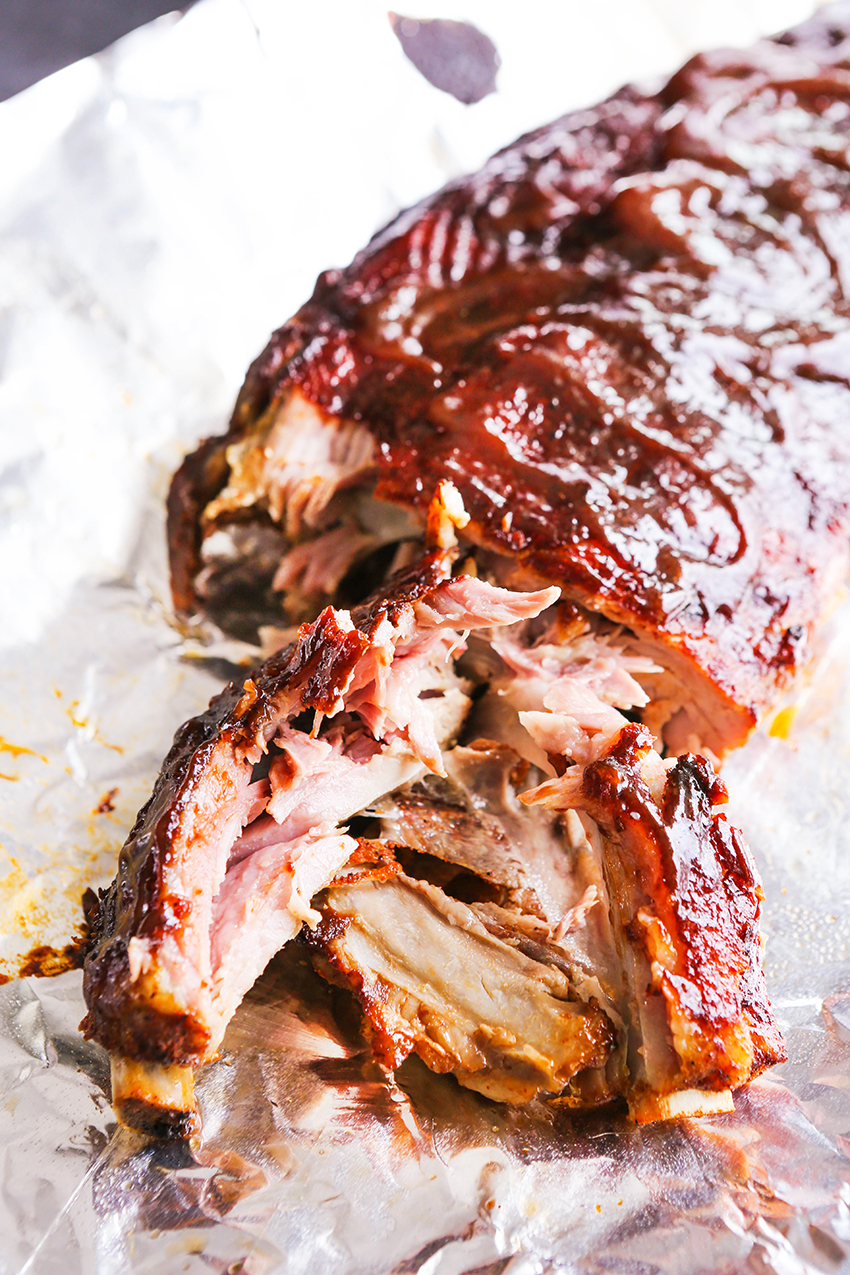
xmin=169 ymin=6 xmax=850 ymax=761
xmin=376 ymin=743 xmax=571 ymax=917
xmin=80 ymin=7 xmax=850 ymax=1132
xmin=307 ymin=676 xmax=780 ymax=1120
xmin=82 ymin=493 xmax=559 ymax=1133
xmin=307 ymin=867 xmax=616 ymax=1105
xmin=529 ymin=726 xmax=782 ymax=1119
xmin=82 ymin=488 xmax=784 ymax=1129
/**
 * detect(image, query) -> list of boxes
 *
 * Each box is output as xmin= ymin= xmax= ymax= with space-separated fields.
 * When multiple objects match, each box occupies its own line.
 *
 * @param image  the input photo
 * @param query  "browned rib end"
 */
xmin=110 ymin=1055 xmax=198 ymax=1138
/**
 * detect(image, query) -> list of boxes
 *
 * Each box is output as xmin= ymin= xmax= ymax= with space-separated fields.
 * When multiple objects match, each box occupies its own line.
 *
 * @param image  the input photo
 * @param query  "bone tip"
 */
xmin=110 ymin=1054 xmax=199 ymax=1139
xmin=630 ymin=1086 xmax=735 ymax=1124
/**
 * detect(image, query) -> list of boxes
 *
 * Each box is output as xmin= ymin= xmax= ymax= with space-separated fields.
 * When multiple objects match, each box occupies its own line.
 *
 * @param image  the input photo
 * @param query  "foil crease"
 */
xmin=1 ymin=1 xmax=849 ymax=1271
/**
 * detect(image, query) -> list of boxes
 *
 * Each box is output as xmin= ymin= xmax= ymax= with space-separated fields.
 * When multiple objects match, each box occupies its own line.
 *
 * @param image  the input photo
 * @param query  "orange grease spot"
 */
xmin=0 ymin=736 xmax=47 ymax=763
xmin=769 ymin=706 xmax=798 ymax=740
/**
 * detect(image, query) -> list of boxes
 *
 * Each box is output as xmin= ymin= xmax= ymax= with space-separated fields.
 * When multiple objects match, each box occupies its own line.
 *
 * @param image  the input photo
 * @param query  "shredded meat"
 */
xmin=307 ymin=631 xmax=781 ymax=1120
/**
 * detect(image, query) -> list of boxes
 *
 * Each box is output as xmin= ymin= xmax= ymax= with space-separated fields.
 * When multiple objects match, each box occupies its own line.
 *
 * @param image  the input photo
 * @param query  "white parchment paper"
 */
xmin=2 ymin=2 xmax=850 ymax=1272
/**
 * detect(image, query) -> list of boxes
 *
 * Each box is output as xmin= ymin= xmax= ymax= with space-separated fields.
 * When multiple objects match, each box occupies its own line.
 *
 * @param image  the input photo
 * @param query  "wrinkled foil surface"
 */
xmin=2 ymin=2 xmax=849 ymax=1271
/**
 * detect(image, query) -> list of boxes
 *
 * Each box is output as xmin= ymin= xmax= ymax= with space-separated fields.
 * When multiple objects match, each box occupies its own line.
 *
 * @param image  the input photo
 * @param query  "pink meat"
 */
xmin=83 ymin=538 xmax=561 ymax=1077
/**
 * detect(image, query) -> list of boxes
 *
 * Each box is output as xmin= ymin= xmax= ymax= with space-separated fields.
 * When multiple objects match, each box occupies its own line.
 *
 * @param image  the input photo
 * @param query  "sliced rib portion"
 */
xmin=87 ymin=518 xmax=784 ymax=1129
xmin=82 ymin=505 xmax=559 ymax=1127
xmin=522 ymin=724 xmax=784 ymax=1120
xmin=304 ymin=607 xmax=783 ymax=1119
xmin=308 ymin=866 xmax=614 ymax=1104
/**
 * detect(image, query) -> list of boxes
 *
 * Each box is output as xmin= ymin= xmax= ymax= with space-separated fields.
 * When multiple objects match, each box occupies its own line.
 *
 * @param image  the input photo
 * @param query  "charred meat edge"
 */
xmin=522 ymin=724 xmax=785 ymax=1120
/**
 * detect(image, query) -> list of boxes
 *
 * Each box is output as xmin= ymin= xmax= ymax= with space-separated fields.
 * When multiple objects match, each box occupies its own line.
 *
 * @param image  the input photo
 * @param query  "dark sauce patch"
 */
xmin=0 ymin=886 xmax=100 ymax=985
xmin=9 ymin=932 xmax=90 ymax=984
xmin=94 ymin=788 xmax=118 ymax=815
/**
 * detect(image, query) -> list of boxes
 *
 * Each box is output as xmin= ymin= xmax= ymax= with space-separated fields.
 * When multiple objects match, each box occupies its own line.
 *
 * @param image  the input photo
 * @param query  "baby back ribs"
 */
xmin=81 ymin=7 xmax=850 ymax=1132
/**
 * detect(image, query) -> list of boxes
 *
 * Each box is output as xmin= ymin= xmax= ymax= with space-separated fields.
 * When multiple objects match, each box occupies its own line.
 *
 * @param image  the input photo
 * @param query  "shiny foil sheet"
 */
xmin=2 ymin=1 xmax=849 ymax=1271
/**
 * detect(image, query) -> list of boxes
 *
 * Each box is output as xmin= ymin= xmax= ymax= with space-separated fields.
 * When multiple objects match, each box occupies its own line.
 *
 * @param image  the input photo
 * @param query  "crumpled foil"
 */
xmin=2 ymin=1 xmax=849 ymax=1271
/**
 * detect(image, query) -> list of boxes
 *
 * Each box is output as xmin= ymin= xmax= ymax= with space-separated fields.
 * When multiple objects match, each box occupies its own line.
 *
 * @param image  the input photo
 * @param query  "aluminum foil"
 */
xmin=2 ymin=1 xmax=849 ymax=1271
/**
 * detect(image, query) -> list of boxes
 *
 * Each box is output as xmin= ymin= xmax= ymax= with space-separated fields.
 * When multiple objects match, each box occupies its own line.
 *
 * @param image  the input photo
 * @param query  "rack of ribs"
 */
xmin=83 ymin=4 xmax=850 ymax=1134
